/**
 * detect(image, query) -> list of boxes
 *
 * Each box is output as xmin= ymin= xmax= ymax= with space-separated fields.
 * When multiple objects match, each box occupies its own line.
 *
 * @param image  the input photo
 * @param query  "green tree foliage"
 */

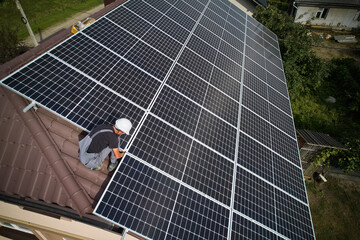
xmin=291 ymin=94 xmax=339 ymax=133
xmin=322 ymin=58 xmax=360 ymax=116
xmin=253 ymin=5 xmax=328 ymax=98
xmin=0 ymin=25 xmax=29 ymax=64
xmin=315 ymin=139 xmax=360 ymax=172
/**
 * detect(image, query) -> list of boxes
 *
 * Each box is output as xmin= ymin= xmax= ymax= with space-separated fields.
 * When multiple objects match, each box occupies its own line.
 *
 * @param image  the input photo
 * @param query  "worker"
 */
xmin=79 ymin=118 xmax=132 ymax=172
xmin=77 ymin=20 xmax=85 ymax=30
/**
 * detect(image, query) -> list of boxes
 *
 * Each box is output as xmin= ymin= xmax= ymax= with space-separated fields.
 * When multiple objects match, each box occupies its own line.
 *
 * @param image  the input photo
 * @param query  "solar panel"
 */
xmin=1 ymin=0 xmax=315 ymax=239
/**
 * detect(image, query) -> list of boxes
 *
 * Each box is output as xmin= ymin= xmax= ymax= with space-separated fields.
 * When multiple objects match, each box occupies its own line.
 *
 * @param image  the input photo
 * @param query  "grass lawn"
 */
xmin=306 ymin=177 xmax=360 ymax=240
xmin=0 ymin=0 xmax=103 ymax=40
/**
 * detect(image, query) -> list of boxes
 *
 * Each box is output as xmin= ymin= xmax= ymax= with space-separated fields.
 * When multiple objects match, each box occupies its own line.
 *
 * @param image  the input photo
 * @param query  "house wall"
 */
xmin=295 ymin=6 xmax=360 ymax=28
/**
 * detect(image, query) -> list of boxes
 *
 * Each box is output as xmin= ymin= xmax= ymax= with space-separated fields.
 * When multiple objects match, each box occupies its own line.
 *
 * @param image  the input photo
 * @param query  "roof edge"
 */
xmin=294 ymin=1 xmax=360 ymax=8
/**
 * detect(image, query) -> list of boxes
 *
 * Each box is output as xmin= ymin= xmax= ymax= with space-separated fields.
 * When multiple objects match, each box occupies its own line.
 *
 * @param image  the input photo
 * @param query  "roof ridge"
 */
xmin=3 ymin=87 xmax=93 ymax=215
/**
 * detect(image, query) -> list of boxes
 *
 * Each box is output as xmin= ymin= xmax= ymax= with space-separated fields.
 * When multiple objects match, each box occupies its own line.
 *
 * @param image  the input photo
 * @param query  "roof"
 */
xmin=0 ymin=0 xmax=128 ymax=216
xmin=0 ymin=86 xmax=113 ymax=215
xmin=297 ymin=129 xmax=346 ymax=149
xmin=294 ymin=0 xmax=360 ymax=8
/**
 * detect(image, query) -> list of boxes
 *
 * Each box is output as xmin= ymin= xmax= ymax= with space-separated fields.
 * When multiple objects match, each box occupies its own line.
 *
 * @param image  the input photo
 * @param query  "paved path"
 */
xmin=24 ymin=4 xmax=104 ymax=47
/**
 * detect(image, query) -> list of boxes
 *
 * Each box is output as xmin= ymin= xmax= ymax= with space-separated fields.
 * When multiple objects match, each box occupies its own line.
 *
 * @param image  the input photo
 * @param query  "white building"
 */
xmin=290 ymin=0 xmax=360 ymax=29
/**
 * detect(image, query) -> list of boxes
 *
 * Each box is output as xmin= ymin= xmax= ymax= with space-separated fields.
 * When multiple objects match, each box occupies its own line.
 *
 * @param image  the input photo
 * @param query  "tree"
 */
xmin=0 ymin=25 xmax=29 ymax=64
xmin=323 ymin=58 xmax=360 ymax=116
xmin=253 ymin=5 xmax=328 ymax=98
xmin=315 ymin=139 xmax=360 ymax=172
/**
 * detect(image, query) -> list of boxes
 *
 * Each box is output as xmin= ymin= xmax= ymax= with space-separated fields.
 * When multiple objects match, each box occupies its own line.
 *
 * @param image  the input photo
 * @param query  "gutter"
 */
xmin=0 ymin=193 xmax=120 ymax=232
xmin=293 ymin=1 xmax=360 ymax=9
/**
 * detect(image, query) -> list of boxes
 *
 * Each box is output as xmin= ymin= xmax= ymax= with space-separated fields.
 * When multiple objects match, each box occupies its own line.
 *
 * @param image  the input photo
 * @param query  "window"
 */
xmin=316 ymin=8 xmax=329 ymax=19
xmin=0 ymin=221 xmax=33 ymax=234
xmin=354 ymin=11 xmax=360 ymax=21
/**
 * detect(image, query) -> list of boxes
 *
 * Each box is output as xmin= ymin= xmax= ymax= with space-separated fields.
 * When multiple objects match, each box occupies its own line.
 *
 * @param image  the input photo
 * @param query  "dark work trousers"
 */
xmin=78 ymin=129 xmax=117 ymax=169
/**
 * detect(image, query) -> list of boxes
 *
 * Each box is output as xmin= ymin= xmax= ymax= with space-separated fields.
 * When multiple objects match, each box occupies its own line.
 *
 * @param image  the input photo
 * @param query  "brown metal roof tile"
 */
xmin=0 ymin=166 xmax=14 ymax=191
xmin=38 ymin=172 xmax=55 ymax=202
xmin=62 ymin=153 xmax=108 ymax=186
xmin=40 ymin=112 xmax=80 ymax=145
xmin=76 ymin=176 xmax=102 ymax=199
xmin=0 ymin=87 xmax=97 ymax=215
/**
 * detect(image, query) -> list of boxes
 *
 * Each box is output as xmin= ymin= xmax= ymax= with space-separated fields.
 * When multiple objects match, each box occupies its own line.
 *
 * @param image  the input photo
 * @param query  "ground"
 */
xmin=23 ymin=4 xmax=104 ymax=47
xmin=311 ymin=30 xmax=360 ymax=69
xmin=306 ymin=29 xmax=360 ymax=239
xmin=306 ymin=177 xmax=360 ymax=239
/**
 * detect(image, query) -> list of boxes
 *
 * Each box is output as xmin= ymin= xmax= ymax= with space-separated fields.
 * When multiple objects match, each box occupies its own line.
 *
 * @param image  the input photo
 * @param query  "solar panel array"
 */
xmin=1 ymin=0 xmax=315 ymax=239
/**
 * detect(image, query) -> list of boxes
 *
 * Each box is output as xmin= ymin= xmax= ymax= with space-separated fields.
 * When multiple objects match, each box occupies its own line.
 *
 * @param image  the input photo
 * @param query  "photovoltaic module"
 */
xmin=1 ymin=0 xmax=315 ymax=239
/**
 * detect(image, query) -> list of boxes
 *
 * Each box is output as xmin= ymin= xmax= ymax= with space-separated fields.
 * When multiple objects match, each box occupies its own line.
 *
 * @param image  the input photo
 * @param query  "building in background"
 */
xmin=290 ymin=0 xmax=360 ymax=29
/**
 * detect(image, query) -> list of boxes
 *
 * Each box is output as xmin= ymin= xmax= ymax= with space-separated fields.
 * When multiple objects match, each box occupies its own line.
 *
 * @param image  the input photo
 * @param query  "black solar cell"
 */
xmin=199 ymin=16 xmax=224 ymax=37
xmin=238 ymin=132 xmax=274 ymax=183
xmin=235 ymin=167 xmax=276 ymax=229
xmin=166 ymin=7 xmax=196 ymax=31
xmin=67 ymin=87 xmax=144 ymax=132
xmin=269 ymin=104 xmax=295 ymax=138
xmin=101 ymin=59 xmax=161 ymax=108
xmin=268 ymin=87 xmax=292 ymax=115
xmin=183 ymin=141 xmax=233 ymax=206
xmin=232 ymin=213 xmax=280 ymax=240
xmin=273 ymin=153 xmax=308 ymax=203
xmin=151 ymin=86 xmax=201 ymax=136
xmin=124 ymin=41 xmax=173 ymax=81
xmin=219 ymin=40 xmax=243 ymax=65
xmin=194 ymin=24 xmax=221 ymax=49
xmin=240 ymin=107 xmax=271 ymax=147
xmin=107 ymin=7 xmax=152 ymax=38
xmin=245 ymin=45 xmax=265 ymax=67
xmin=210 ymin=67 xmax=241 ymax=101
xmin=82 ymin=18 xmax=138 ymax=56
xmin=187 ymin=35 xmax=218 ymax=63
xmin=271 ymin=126 xmax=301 ymax=166
xmin=125 ymin=0 xmax=163 ymax=25
xmin=266 ymin=71 xmax=288 ymax=96
xmin=215 ymin=53 xmax=242 ymax=80
xmin=166 ymin=186 xmax=229 ymax=240
xmin=203 ymin=85 xmax=239 ymax=126
xmin=195 ymin=110 xmax=237 ymax=160
xmin=96 ymin=156 xmax=179 ymax=240
xmin=142 ymin=27 xmax=182 ymax=60
xmin=178 ymin=48 xmax=214 ymax=81
xmin=166 ymin=64 xmax=208 ymax=105
xmin=51 ymin=34 xmax=121 ymax=81
xmin=243 ymin=69 xmax=268 ymax=99
xmin=242 ymin=86 xmax=269 ymax=120
xmin=155 ymin=15 xmax=190 ymax=43
xmin=275 ymin=189 xmax=314 ymax=239
xmin=204 ymin=8 xmax=226 ymax=27
xmin=129 ymin=115 xmax=192 ymax=180
xmin=3 ymin=54 xmax=95 ymax=117
xmin=222 ymin=30 xmax=244 ymax=51
xmin=174 ymin=0 xmax=201 ymax=20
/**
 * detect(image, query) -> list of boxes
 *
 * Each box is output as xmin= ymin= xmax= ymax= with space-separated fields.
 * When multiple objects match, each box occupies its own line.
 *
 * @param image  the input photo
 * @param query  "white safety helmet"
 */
xmin=115 ymin=118 xmax=132 ymax=135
